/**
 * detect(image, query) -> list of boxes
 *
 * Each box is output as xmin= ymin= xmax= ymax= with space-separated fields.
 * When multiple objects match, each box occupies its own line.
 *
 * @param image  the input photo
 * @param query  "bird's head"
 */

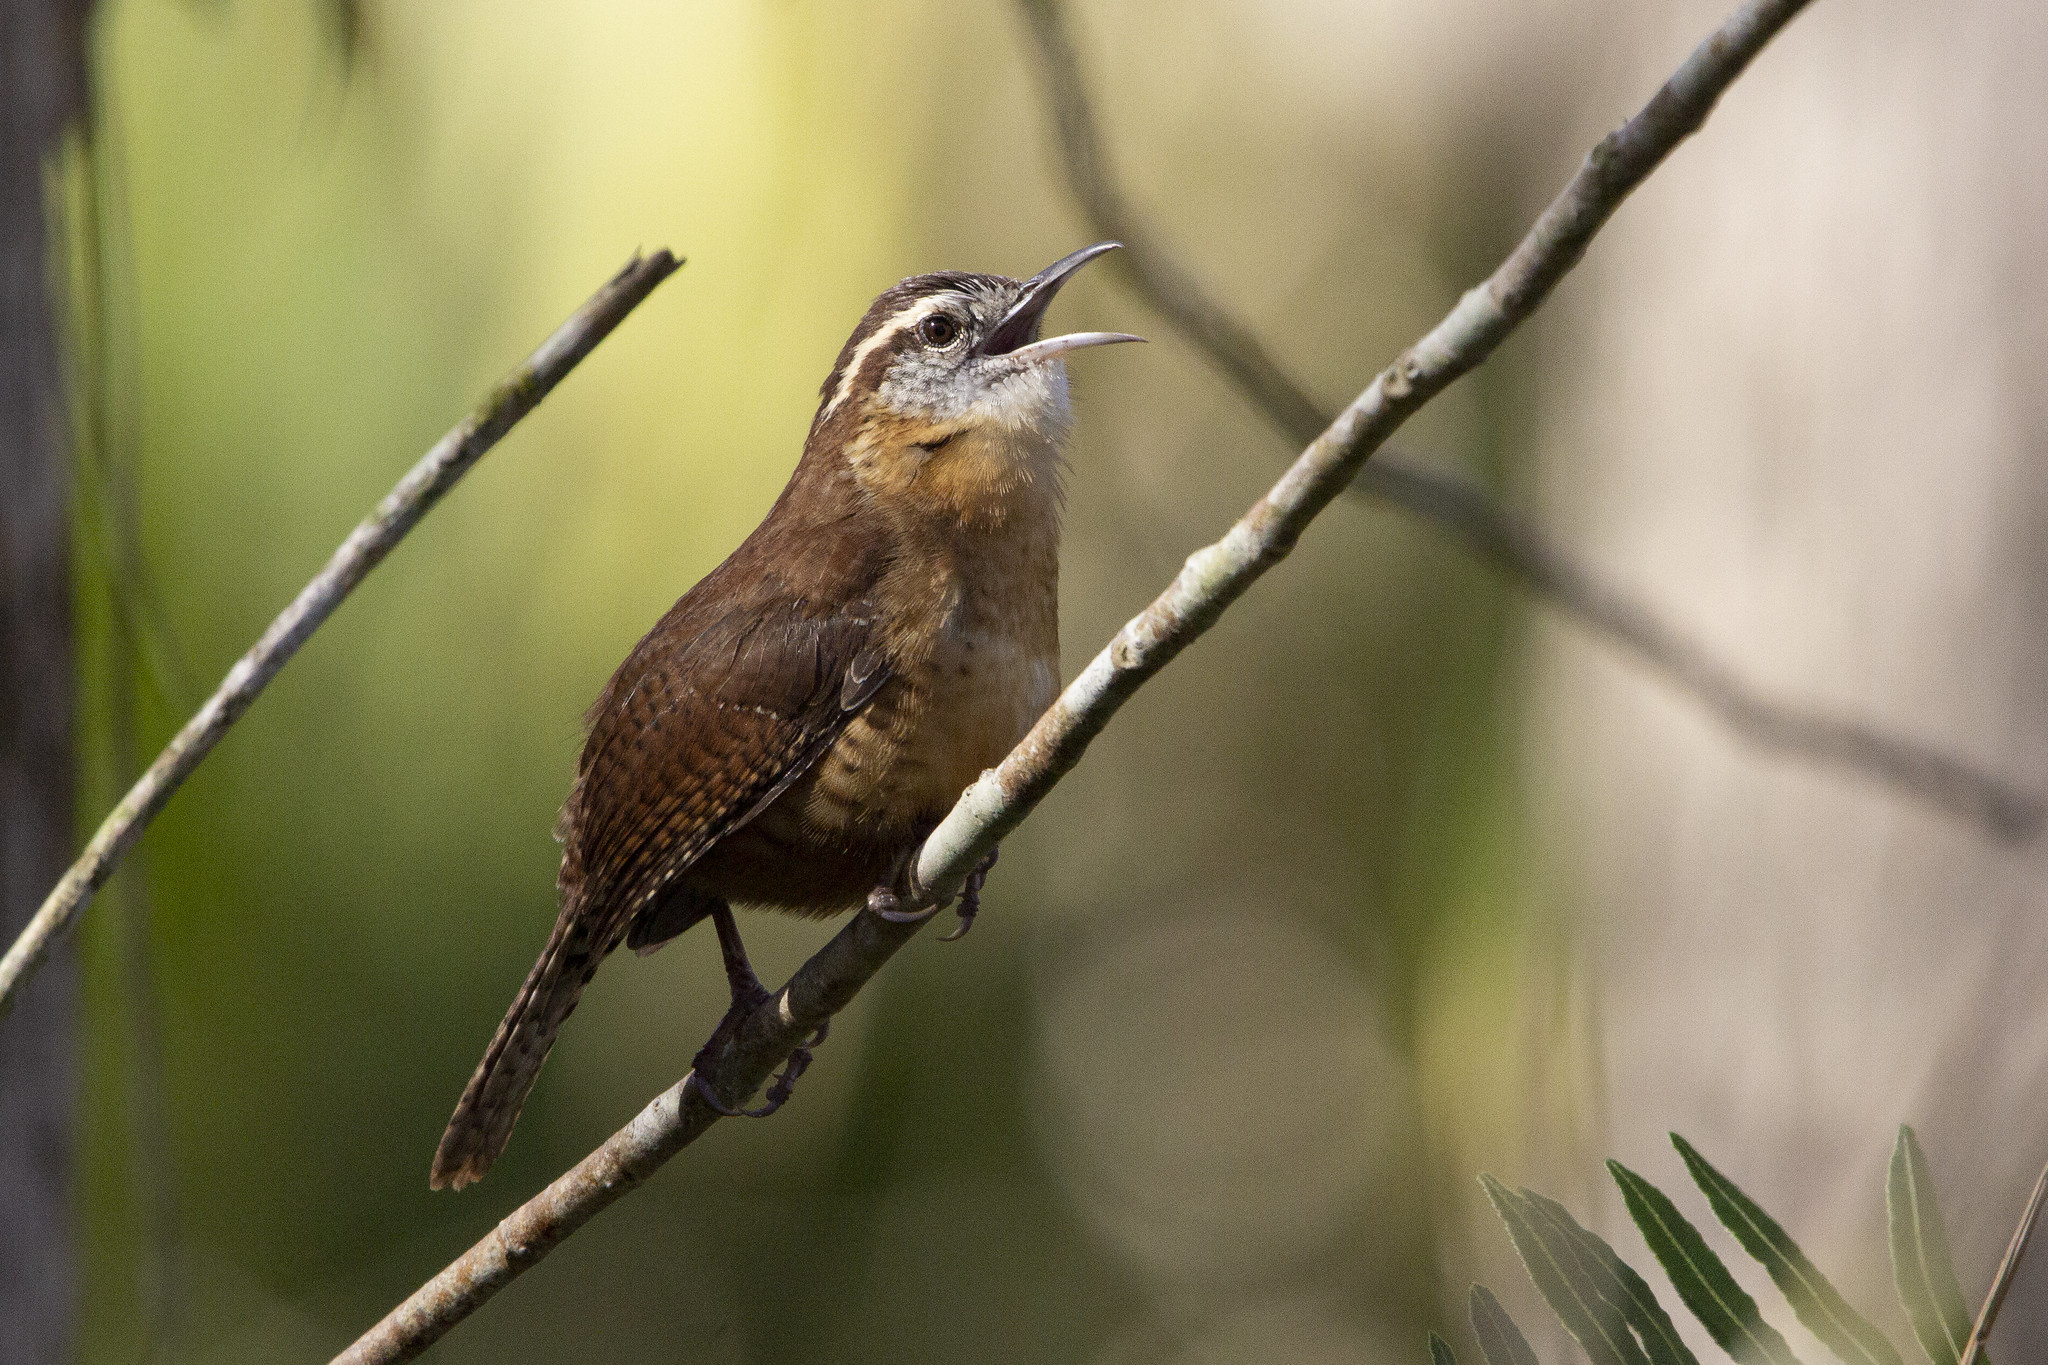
xmin=807 ymin=242 xmax=1141 ymax=526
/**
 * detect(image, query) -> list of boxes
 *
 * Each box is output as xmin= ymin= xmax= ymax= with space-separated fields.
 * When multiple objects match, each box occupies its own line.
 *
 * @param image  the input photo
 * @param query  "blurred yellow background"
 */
xmin=60 ymin=0 xmax=2048 ymax=1361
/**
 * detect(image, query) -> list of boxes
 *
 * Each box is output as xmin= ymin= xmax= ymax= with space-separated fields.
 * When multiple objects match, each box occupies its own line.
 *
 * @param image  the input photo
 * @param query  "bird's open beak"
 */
xmin=978 ymin=241 xmax=1145 ymax=363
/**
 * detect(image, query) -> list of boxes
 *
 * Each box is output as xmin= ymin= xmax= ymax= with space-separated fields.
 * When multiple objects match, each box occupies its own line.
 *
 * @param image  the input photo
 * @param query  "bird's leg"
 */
xmin=706 ymin=900 xmax=771 ymax=1014
xmin=940 ymin=845 xmax=998 ymax=943
xmin=689 ymin=903 xmax=825 ymax=1119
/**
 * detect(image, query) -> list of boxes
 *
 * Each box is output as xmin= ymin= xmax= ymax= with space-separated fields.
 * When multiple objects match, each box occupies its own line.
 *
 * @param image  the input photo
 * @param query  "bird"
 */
xmin=430 ymin=242 xmax=1140 ymax=1190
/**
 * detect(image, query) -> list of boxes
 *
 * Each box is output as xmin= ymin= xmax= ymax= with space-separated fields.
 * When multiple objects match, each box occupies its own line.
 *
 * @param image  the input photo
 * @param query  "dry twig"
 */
xmin=0 ymin=250 xmax=682 ymax=1022
xmin=1015 ymin=0 xmax=2041 ymax=841
xmin=1959 ymin=1155 xmax=2048 ymax=1365
xmin=332 ymin=2 xmax=1818 ymax=1357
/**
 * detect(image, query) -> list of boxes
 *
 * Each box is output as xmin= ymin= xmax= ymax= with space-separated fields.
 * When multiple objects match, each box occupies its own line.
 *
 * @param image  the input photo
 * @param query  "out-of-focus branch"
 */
xmin=1 ymin=2 xmax=91 ymax=1360
xmin=332 ymin=2 xmax=1816 ymax=1356
xmin=0 ymin=250 xmax=683 ymax=1024
xmin=1016 ymin=0 xmax=2041 ymax=842
xmin=1015 ymin=0 xmax=1326 ymax=442
xmin=1369 ymin=461 xmax=2043 ymax=838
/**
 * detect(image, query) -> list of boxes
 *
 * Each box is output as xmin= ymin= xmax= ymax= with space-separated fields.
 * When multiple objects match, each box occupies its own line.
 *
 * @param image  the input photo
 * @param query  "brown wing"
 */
xmin=431 ymin=584 xmax=885 ymax=1190
xmin=561 ymin=593 xmax=886 ymax=945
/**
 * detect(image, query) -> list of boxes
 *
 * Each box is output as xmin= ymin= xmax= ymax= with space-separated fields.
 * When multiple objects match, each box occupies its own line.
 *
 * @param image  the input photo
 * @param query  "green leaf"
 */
xmin=1471 ymin=1285 xmax=1542 ymax=1365
xmin=1433 ymin=1331 xmax=1461 ymax=1365
xmin=1481 ymin=1174 xmax=1649 ymax=1365
xmin=1674 ymin=1134 xmax=1903 ymax=1365
xmin=1887 ymin=1127 xmax=1977 ymax=1365
xmin=1520 ymin=1188 xmax=1701 ymax=1365
xmin=1608 ymin=1159 xmax=1803 ymax=1365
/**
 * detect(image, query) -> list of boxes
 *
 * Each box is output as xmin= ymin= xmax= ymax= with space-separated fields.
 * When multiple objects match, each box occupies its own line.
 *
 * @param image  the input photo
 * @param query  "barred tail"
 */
xmin=430 ymin=913 xmax=604 ymax=1191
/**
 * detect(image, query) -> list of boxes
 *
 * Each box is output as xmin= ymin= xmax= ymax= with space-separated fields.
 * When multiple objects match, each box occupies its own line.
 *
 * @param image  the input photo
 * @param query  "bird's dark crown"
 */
xmin=811 ymin=272 xmax=1029 ymax=432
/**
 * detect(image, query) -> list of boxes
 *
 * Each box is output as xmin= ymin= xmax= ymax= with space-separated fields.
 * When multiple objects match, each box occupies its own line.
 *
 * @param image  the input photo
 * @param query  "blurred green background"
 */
xmin=69 ymin=1 xmax=1537 ymax=1358
xmin=52 ymin=0 xmax=2048 ymax=1361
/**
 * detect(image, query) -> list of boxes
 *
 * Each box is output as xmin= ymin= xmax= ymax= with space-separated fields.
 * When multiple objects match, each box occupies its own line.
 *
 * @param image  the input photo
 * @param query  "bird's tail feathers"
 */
xmin=430 ymin=910 xmax=605 ymax=1191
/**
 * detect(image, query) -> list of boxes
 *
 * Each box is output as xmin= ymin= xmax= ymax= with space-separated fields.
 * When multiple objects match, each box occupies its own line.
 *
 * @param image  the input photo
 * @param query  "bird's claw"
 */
xmin=866 ymin=885 xmax=940 ymax=924
xmin=691 ymin=1020 xmax=830 ymax=1119
xmin=939 ymin=847 xmax=998 ymax=943
xmin=865 ymin=844 xmax=997 ymax=939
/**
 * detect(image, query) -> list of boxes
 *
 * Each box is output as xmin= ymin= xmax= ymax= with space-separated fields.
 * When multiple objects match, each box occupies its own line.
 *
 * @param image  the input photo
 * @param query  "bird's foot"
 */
xmin=863 ymin=845 xmax=999 ymax=939
xmin=689 ymin=902 xmax=825 ymax=1119
xmin=691 ymin=1020 xmax=829 ymax=1119
xmin=865 ymin=883 xmax=940 ymax=924
xmin=939 ymin=846 xmax=999 ymax=943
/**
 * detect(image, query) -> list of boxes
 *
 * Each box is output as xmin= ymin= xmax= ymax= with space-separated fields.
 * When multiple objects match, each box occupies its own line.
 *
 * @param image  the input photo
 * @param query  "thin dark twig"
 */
xmin=332 ymin=2 xmax=1818 ymax=1356
xmin=0 ymin=250 xmax=683 ymax=1022
xmin=1959 ymin=1156 xmax=2048 ymax=1365
xmin=1015 ymin=0 xmax=2041 ymax=842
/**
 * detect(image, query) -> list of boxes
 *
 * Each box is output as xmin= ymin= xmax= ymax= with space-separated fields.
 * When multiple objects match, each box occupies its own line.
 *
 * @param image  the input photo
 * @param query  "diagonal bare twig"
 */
xmin=332 ymin=1 xmax=1818 ymax=1356
xmin=1959 ymin=1154 xmax=2048 ymax=1365
xmin=1015 ymin=0 xmax=2041 ymax=842
xmin=0 ymin=250 xmax=683 ymax=1023
xmin=331 ymin=905 xmax=922 ymax=1364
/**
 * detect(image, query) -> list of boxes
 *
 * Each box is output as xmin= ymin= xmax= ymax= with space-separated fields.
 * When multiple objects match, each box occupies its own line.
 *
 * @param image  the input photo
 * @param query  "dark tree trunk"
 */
xmin=1 ymin=2 xmax=90 ymax=1361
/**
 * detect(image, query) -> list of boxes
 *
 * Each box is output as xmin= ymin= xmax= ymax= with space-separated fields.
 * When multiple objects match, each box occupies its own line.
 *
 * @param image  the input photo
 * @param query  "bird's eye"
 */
xmin=918 ymin=313 xmax=962 ymax=349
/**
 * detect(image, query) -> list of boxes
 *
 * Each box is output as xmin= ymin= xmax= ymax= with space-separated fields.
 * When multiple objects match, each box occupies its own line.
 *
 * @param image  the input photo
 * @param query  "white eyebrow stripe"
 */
xmin=819 ymin=297 xmax=947 ymax=423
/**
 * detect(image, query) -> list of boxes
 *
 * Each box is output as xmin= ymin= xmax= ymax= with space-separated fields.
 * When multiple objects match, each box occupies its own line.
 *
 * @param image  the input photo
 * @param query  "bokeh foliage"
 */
xmin=1446 ymin=1129 xmax=1984 ymax=1365
xmin=67 ymin=0 xmax=1570 ymax=1359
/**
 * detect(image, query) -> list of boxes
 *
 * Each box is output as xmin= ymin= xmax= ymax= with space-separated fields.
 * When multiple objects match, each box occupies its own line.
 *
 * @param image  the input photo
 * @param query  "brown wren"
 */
xmin=431 ymin=243 xmax=1140 ymax=1190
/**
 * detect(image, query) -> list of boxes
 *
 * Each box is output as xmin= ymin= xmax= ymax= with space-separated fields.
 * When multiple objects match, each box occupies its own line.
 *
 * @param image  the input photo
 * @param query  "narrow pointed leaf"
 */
xmin=1471 ymin=1285 xmax=1543 ymax=1365
xmin=1433 ymin=1331 xmax=1461 ymax=1365
xmin=1521 ymin=1188 xmax=1701 ymax=1365
xmin=1674 ymin=1134 xmax=1903 ymax=1365
xmin=1482 ymin=1174 xmax=1650 ymax=1365
xmin=1609 ymin=1159 xmax=1803 ymax=1365
xmin=1887 ymin=1127 xmax=1976 ymax=1365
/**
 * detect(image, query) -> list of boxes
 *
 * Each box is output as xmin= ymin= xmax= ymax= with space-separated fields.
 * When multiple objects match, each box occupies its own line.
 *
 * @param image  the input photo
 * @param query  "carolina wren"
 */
xmin=431 ymin=243 xmax=1139 ymax=1189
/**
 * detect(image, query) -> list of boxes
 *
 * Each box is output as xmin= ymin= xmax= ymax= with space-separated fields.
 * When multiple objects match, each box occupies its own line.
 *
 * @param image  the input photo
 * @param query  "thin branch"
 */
xmin=1959 ymin=1155 xmax=2048 ymax=1365
xmin=0 ymin=250 xmax=683 ymax=1023
xmin=333 ymin=2 xmax=1814 ymax=1357
xmin=331 ymin=906 xmax=925 ymax=1364
xmin=1016 ymin=0 xmax=2042 ymax=842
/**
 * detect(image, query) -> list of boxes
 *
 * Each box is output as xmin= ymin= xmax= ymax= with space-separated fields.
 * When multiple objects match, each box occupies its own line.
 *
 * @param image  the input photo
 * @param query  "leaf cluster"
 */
xmin=1434 ymin=1129 xmax=1985 ymax=1365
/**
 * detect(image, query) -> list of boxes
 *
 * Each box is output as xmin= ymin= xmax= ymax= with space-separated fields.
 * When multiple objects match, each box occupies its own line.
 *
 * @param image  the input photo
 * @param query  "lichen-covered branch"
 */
xmin=1016 ymin=0 xmax=2040 ymax=841
xmin=0 ymin=250 xmax=682 ymax=1023
xmin=331 ymin=3 xmax=1817 ymax=1358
